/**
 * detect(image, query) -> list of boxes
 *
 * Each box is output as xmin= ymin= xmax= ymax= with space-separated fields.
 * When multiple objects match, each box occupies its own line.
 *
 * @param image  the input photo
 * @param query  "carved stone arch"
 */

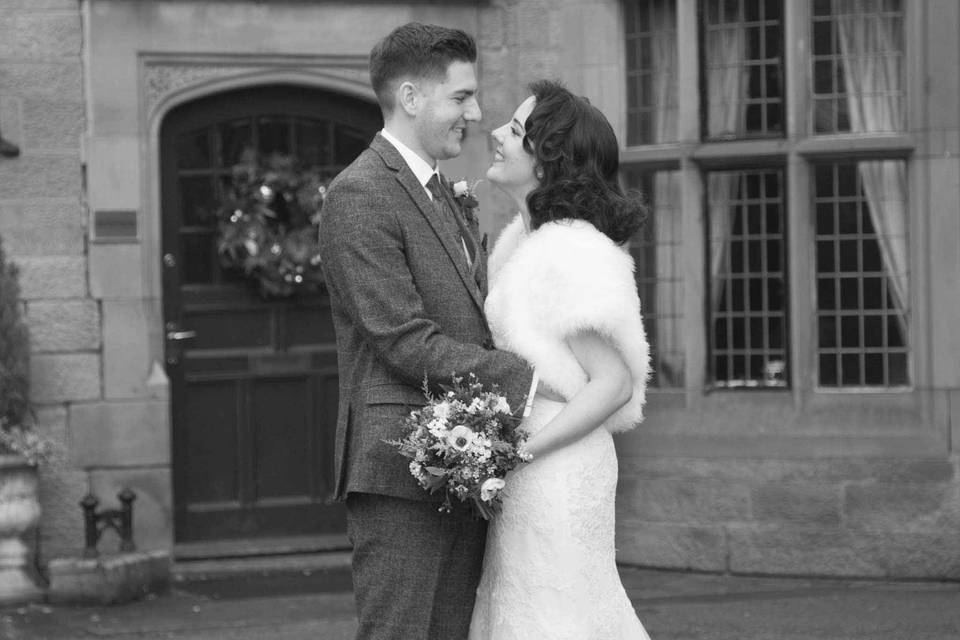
xmin=141 ymin=57 xmax=377 ymax=301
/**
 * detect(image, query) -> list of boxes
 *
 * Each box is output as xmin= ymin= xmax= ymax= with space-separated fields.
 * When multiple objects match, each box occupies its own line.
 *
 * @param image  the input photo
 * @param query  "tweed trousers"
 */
xmin=346 ymin=492 xmax=487 ymax=640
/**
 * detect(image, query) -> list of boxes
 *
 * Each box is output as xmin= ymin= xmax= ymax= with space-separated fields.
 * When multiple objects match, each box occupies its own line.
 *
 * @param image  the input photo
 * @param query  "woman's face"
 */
xmin=487 ymin=95 xmax=539 ymax=199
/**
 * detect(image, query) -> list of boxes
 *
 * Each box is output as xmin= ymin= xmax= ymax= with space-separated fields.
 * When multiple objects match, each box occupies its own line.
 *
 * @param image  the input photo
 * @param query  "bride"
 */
xmin=468 ymin=80 xmax=653 ymax=639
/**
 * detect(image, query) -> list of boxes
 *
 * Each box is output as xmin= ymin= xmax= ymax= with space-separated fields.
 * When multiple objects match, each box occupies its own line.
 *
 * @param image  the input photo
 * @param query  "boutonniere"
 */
xmin=449 ymin=178 xmax=482 ymax=225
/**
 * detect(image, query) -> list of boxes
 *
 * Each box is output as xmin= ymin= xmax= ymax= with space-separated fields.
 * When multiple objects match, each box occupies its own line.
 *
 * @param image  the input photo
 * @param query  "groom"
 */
xmin=318 ymin=22 xmax=535 ymax=640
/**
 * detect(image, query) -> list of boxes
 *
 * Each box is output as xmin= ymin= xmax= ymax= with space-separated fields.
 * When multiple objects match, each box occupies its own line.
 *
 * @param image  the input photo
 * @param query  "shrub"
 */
xmin=0 ymin=235 xmax=30 ymax=430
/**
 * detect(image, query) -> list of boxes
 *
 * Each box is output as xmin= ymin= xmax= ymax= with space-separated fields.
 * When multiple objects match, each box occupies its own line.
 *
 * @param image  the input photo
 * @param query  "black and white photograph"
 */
xmin=1 ymin=1 xmax=959 ymax=638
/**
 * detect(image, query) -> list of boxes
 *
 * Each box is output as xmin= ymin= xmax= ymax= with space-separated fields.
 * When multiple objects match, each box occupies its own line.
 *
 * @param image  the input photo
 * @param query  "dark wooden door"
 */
xmin=160 ymin=85 xmax=381 ymax=546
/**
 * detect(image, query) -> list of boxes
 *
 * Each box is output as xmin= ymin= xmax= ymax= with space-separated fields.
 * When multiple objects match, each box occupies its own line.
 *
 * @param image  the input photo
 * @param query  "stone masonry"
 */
xmin=616 ymin=454 xmax=960 ymax=579
xmin=0 ymin=0 xmax=93 ymax=562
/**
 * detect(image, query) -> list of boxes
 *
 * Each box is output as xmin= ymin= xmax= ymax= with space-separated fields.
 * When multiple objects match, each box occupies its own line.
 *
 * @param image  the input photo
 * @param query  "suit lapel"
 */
xmin=369 ymin=135 xmax=485 ymax=312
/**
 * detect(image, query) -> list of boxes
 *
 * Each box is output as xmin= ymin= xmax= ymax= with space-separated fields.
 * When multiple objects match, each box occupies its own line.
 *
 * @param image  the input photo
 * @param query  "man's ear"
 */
xmin=397 ymin=81 xmax=419 ymax=117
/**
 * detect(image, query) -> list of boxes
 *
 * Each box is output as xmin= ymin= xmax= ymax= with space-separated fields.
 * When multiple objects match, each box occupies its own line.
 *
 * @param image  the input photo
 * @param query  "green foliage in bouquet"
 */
xmin=0 ymin=236 xmax=51 ymax=465
xmin=217 ymin=150 xmax=328 ymax=298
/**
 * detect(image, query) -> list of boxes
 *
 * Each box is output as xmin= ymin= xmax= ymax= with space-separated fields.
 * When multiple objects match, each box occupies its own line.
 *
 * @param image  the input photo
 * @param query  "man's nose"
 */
xmin=464 ymin=97 xmax=481 ymax=122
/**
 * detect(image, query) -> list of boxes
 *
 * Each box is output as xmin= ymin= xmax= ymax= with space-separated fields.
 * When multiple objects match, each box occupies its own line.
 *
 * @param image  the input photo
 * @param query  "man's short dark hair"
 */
xmin=369 ymin=22 xmax=477 ymax=115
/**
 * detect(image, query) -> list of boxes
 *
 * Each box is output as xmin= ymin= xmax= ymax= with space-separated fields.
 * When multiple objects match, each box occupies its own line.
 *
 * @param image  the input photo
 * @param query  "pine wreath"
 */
xmin=217 ymin=150 xmax=328 ymax=297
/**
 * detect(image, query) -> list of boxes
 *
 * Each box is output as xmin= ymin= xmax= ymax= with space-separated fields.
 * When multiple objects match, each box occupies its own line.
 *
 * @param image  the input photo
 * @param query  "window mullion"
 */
xmin=676 ymin=0 xmax=700 ymax=143
xmin=784 ymin=0 xmax=808 ymax=139
xmin=787 ymin=152 xmax=812 ymax=400
xmin=680 ymin=156 xmax=706 ymax=403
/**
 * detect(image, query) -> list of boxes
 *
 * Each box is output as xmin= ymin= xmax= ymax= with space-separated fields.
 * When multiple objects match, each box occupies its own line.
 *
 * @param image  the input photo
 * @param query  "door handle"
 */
xmin=166 ymin=330 xmax=197 ymax=341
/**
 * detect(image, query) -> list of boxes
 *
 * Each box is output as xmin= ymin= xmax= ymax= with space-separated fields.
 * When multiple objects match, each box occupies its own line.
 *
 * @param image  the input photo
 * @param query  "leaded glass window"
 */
xmin=812 ymin=0 xmax=905 ymax=134
xmin=814 ymin=160 xmax=909 ymax=387
xmin=708 ymin=169 xmax=788 ymax=387
xmin=702 ymin=0 xmax=784 ymax=139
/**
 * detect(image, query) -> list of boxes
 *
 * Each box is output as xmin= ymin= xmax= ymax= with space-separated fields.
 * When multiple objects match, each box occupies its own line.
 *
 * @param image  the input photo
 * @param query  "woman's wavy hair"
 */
xmin=523 ymin=80 xmax=646 ymax=244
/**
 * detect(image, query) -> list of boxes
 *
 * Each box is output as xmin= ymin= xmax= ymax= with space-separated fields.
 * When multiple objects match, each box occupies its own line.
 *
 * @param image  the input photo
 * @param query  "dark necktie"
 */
xmin=426 ymin=173 xmax=477 ymax=269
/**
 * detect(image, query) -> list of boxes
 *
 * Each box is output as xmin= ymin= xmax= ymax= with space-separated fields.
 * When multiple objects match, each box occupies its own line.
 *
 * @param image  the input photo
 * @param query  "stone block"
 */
xmin=728 ymin=524 xmax=878 ymax=577
xmin=22 ymin=98 xmax=84 ymax=150
xmin=0 ymin=0 xmax=79 ymax=9
xmin=30 ymin=353 xmax=100 ymax=404
xmin=478 ymin=5 xmax=507 ymax=50
xmin=70 ymin=399 xmax=170 ymax=468
xmin=620 ymin=455 xmax=957 ymax=484
xmin=0 ymin=199 xmax=85 ymax=256
xmin=728 ymin=523 xmax=960 ymax=579
xmin=0 ymin=153 xmax=81 ymax=200
xmin=0 ymin=62 xmax=82 ymax=101
xmin=102 ymin=299 xmax=152 ymax=399
xmin=843 ymin=482 xmax=960 ymax=532
xmin=26 ymin=299 xmax=101 ymax=352
xmin=89 ymin=468 xmax=173 ymax=552
xmin=477 ymin=49 xmax=516 ymax=134
xmin=616 ymin=518 xmax=727 ymax=571
xmin=0 ymin=13 xmax=81 ymax=59
xmin=751 ymin=482 xmax=841 ymax=526
xmin=14 ymin=255 xmax=86 ymax=299
xmin=618 ymin=475 xmax=751 ymax=523
xmin=86 ymin=135 xmax=141 ymax=211
xmin=89 ymin=244 xmax=143 ymax=300
xmin=855 ymin=530 xmax=960 ymax=579
xmin=47 ymin=550 xmax=170 ymax=605
xmin=0 ymin=94 xmax=21 ymax=148
xmin=37 ymin=466 xmax=88 ymax=562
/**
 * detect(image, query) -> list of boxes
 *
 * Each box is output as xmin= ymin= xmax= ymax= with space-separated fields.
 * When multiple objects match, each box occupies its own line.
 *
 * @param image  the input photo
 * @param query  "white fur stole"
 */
xmin=485 ymin=215 xmax=650 ymax=433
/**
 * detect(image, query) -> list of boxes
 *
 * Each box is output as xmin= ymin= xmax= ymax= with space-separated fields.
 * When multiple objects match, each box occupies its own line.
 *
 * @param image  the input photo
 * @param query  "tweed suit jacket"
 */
xmin=319 ymin=133 xmax=534 ymax=502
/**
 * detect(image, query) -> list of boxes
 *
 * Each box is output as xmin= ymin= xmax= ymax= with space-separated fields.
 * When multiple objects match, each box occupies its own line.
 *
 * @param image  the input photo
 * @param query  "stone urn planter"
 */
xmin=0 ymin=453 xmax=44 ymax=604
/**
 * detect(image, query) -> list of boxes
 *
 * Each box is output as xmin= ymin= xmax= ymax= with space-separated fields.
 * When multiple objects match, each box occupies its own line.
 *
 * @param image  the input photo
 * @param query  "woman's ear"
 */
xmin=397 ymin=81 xmax=419 ymax=117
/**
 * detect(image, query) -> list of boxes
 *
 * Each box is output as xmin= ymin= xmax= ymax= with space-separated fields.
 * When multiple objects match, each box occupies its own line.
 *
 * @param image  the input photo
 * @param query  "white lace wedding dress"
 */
xmin=468 ymin=216 xmax=652 ymax=640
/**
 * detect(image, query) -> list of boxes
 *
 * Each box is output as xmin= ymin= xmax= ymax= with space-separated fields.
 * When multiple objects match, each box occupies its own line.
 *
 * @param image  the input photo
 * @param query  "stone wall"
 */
xmin=0 ymin=0 xmax=91 ymax=561
xmin=615 ymin=454 xmax=960 ymax=578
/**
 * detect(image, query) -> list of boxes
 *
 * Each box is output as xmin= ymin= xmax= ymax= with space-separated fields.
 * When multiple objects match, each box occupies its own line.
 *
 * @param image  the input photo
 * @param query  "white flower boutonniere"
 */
xmin=449 ymin=178 xmax=482 ymax=225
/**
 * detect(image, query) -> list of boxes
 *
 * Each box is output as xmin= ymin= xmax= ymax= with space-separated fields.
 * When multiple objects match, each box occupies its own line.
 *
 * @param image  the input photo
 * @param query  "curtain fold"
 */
xmin=836 ymin=0 xmax=908 ymax=323
xmin=705 ymin=22 xmax=746 ymax=309
xmin=648 ymin=0 xmax=683 ymax=384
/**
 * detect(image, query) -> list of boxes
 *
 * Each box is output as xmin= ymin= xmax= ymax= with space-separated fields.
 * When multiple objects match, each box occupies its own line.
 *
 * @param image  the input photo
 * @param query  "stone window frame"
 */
xmin=619 ymin=0 xmax=928 ymax=429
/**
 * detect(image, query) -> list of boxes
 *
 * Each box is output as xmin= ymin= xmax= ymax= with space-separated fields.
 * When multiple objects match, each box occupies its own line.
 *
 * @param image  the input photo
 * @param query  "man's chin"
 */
xmin=438 ymin=142 xmax=464 ymax=160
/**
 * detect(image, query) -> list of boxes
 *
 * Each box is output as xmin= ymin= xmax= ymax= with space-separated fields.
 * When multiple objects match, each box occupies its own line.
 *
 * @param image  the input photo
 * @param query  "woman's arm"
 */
xmin=522 ymin=330 xmax=633 ymax=459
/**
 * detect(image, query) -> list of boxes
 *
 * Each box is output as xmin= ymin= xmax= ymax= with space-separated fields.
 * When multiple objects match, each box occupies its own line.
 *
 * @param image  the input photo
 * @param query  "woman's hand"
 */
xmin=523 ymin=330 xmax=632 ymax=460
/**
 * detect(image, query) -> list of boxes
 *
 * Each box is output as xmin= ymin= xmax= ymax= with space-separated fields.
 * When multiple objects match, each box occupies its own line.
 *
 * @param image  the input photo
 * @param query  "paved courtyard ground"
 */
xmin=3 ymin=560 xmax=960 ymax=639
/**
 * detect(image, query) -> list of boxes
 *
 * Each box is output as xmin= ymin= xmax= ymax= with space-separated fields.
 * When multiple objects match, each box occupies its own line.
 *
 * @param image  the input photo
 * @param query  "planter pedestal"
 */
xmin=48 ymin=551 xmax=171 ymax=605
xmin=0 ymin=454 xmax=44 ymax=605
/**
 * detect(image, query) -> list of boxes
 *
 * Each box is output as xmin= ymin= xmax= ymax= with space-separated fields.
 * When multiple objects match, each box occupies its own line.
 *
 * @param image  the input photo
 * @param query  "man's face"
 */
xmin=413 ymin=60 xmax=481 ymax=162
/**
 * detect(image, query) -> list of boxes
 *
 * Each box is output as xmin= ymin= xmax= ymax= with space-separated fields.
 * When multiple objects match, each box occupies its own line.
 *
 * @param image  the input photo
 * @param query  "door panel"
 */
xmin=160 ymin=85 xmax=381 ymax=545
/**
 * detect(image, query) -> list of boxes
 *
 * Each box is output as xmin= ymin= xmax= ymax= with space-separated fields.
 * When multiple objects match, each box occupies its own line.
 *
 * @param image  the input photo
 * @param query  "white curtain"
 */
xmin=836 ymin=0 xmax=909 ymax=321
xmin=651 ymin=0 xmax=677 ymax=144
xmin=705 ymin=23 xmax=747 ymax=309
xmin=648 ymin=0 xmax=683 ymax=384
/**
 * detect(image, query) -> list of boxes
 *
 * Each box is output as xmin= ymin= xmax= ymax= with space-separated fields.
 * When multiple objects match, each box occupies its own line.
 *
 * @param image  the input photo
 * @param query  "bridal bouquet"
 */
xmin=387 ymin=374 xmax=530 ymax=520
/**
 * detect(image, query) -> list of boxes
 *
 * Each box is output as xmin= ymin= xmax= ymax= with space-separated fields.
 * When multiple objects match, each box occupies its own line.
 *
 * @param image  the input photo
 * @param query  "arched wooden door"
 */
xmin=160 ymin=84 xmax=381 ymax=549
